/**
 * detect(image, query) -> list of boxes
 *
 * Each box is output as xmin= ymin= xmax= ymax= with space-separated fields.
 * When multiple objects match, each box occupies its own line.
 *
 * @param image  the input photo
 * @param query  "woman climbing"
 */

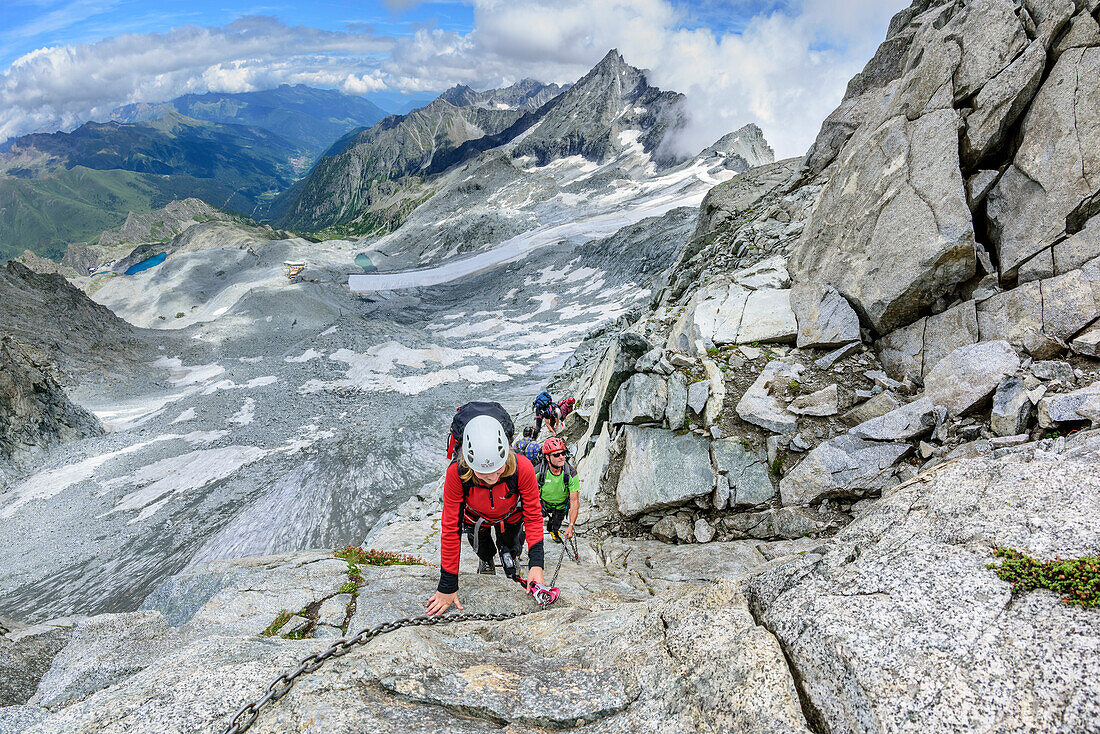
xmin=427 ymin=411 xmax=546 ymax=615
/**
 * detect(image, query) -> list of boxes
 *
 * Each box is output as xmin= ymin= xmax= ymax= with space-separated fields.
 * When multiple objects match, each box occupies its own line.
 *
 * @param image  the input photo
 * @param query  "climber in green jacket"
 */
xmin=536 ymin=437 xmax=580 ymax=543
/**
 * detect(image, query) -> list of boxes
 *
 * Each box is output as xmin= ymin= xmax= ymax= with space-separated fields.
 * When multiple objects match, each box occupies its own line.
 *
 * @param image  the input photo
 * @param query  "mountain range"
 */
xmin=1 ymin=52 xmax=702 ymax=259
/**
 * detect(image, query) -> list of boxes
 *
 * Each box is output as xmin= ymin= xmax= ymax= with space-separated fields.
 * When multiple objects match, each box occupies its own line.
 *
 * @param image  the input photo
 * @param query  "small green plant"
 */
xmin=988 ymin=548 xmax=1099 ymax=608
xmin=261 ymin=610 xmax=292 ymax=637
xmin=706 ymin=346 xmax=721 ymax=357
xmin=740 ymin=437 xmax=751 ymax=451
xmin=339 ymin=580 xmax=358 ymax=594
xmin=770 ymin=453 xmax=784 ymax=476
xmin=788 ymin=379 xmax=801 ymax=392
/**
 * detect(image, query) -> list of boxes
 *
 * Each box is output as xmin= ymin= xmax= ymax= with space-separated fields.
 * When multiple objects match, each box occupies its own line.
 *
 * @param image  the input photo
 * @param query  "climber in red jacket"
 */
xmin=427 ymin=414 xmax=545 ymax=615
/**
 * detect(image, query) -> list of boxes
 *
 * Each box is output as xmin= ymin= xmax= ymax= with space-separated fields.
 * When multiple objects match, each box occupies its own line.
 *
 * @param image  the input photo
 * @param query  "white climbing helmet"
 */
xmin=463 ymin=414 xmax=509 ymax=474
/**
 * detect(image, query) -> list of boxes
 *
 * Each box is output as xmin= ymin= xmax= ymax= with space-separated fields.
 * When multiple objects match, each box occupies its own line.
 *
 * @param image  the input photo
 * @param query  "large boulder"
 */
xmin=961 ymin=40 xmax=1046 ymax=167
xmin=610 ymin=373 xmax=668 ymax=426
xmin=923 ymin=341 xmax=1020 ymax=416
xmin=736 ymin=360 xmax=800 ymax=434
xmin=790 ymin=283 xmax=861 ymax=349
xmin=849 ymin=397 xmax=937 ymax=441
xmin=748 ymin=435 xmax=1100 ymax=734
xmin=780 ymin=434 xmax=910 ymax=506
xmin=711 ymin=437 xmax=774 ymax=510
xmin=616 ymin=427 xmax=714 ymax=517
xmin=986 ymin=47 xmax=1100 ymax=275
xmin=791 ymin=108 xmax=976 ymax=333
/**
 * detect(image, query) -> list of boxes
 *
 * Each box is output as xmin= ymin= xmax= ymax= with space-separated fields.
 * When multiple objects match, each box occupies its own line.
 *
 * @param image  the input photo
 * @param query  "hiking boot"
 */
xmin=477 ymin=557 xmax=496 ymax=575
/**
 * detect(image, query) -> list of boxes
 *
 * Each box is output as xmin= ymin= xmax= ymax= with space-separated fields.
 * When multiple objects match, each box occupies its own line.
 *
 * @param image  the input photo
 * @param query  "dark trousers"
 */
xmin=541 ymin=500 xmax=568 ymax=534
xmin=466 ymin=519 xmax=525 ymax=563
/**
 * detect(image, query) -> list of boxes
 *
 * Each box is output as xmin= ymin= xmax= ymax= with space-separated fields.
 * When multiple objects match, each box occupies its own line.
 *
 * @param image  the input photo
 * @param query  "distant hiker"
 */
xmin=513 ymin=426 xmax=542 ymax=463
xmin=536 ymin=437 xmax=580 ymax=544
xmin=558 ymin=397 xmax=577 ymax=420
xmin=427 ymin=404 xmax=546 ymax=616
xmin=532 ymin=390 xmax=562 ymax=439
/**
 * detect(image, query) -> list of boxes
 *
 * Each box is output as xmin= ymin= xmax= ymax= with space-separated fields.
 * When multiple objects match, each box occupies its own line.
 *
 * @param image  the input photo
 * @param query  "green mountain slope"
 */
xmin=0 ymin=113 xmax=308 ymax=259
xmin=0 ymin=167 xmax=259 ymax=262
xmin=110 ymin=84 xmax=390 ymax=156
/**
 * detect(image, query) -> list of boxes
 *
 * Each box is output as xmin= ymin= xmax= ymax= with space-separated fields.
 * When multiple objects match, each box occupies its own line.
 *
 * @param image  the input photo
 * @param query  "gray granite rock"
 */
xmin=748 ymin=438 xmax=1100 ymax=734
xmin=737 ymin=288 xmax=798 ymax=344
xmin=922 ymin=301 xmax=980 ymax=376
xmin=686 ymin=380 xmax=709 ymax=415
xmin=0 ymin=623 xmax=73 ymax=706
xmin=849 ymin=397 xmax=937 ymax=441
xmin=1072 ymin=321 xmax=1100 ymax=357
xmin=814 ymin=341 xmax=862 ymax=370
xmin=788 ymin=383 xmax=839 ymax=417
xmin=790 ymin=282 xmax=860 ymax=349
xmin=791 ymin=109 xmax=976 ymax=333
xmin=736 ymin=361 xmax=800 ymax=434
xmin=961 ymin=40 xmax=1046 ymax=167
xmin=1030 ymin=360 xmax=1074 ymax=382
xmin=841 ymin=391 xmax=904 ymax=427
xmin=780 ymin=435 xmax=910 ymax=506
xmin=664 ymin=372 xmax=688 ymax=429
xmin=610 ymin=373 xmax=668 ymax=426
xmin=1037 ymin=381 xmax=1100 ymax=426
xmin=30 ymin=611 xmax=182 ymax=711
xmin=694 ymin=518 xmax=715 ymax=543
xmin=987 ymin=47 xmax=1100 ymax=274
xmin=923 ymin=341 xmax=1020 ymax=416
xmin=702 ymin=358 xmax=725 ymax=426
xmin=711 ymin=437 xmax=775 ymax=510
xmin=990 ymin=377 xmax=1032 ymax=437
xmin=616 ymin=427 xmax=714 ymax=517
xmin=723 ymin=506 xmax=841 ymax=541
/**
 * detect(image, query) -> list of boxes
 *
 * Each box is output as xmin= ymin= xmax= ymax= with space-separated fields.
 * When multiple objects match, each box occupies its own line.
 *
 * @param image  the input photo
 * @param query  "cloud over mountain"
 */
xmin=0 ymin=0 xmax=905 ymax=158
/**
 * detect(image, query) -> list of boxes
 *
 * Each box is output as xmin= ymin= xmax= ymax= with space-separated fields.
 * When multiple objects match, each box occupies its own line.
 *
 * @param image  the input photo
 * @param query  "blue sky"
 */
xmin=0 ymin=0 xmax=906 ymax=156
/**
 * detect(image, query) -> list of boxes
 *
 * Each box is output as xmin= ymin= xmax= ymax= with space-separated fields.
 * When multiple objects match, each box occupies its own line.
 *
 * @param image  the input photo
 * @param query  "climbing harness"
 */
xmin=223 ymin=611 xmax=528 ymax=734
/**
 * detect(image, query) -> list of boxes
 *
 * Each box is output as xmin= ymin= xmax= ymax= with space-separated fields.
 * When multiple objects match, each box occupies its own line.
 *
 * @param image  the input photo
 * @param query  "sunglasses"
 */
xmin=548 ymin=452 xmax=566 ymax=458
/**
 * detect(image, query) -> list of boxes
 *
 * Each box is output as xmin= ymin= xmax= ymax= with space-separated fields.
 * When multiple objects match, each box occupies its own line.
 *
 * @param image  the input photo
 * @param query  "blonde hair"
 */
xmin=458 ymin=449 xmax=517 ymax=485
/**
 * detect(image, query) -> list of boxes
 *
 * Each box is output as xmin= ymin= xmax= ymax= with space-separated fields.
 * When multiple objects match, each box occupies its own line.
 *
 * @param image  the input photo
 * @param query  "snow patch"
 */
xmin=171 ymin=408 xmax=197 ymax=424
xmin=285 ymin=349 xmax=322 ymax=363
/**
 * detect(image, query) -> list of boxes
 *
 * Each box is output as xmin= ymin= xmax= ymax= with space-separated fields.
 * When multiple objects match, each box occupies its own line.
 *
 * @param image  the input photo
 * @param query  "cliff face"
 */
xmin=0 ymin=261 xmax=148 ymax=382
xmin=0 ymin=336 xmax=103 ymax=483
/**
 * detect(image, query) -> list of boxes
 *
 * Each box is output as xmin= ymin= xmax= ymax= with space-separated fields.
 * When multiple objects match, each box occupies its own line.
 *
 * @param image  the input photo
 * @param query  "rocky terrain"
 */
xmin=2 ymin=2 xmax=1100 ymax=731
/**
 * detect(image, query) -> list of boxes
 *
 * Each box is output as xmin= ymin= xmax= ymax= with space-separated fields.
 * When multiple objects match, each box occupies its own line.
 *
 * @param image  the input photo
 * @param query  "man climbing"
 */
xmin=427 ymin=408 xmax=546 ymax=616
xmin=536 ymin=437 xmax=580 ymax=544
xmin=513 ymin=426 xmax=542 ymax=464
xmin=532 ymin=390 xmax=561 ymax=439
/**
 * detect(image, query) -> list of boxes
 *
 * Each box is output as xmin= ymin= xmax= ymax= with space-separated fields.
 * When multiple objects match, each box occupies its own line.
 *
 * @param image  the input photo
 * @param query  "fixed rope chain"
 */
xmin=548 ymin=533 xmax=580 ymax=588
xmin=223 ymin=610 xmax=528 ymax=734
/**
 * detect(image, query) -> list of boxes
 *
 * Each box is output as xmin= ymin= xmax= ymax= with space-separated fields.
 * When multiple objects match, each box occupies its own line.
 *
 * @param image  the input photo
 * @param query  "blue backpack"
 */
xmin=533 ymin=391 xmax=554 ymax=416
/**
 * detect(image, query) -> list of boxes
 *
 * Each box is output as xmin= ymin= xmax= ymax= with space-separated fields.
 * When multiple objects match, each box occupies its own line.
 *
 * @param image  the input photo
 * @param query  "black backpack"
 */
xmin=450 ymin=401 xmax=519 ymax=533
xmin=450 ymin=401 xmax=514 ymax=448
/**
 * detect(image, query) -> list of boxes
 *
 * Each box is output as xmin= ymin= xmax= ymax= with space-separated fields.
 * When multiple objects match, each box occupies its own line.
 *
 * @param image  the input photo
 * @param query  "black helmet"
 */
xmin=522 ymin=425 xmax=534 ymax=438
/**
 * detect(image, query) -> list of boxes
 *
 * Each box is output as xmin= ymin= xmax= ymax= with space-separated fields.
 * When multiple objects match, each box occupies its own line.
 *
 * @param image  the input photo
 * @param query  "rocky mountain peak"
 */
xmin=698 ymin=124 xmax=776 ymax=173
xmin=510 ymin=49 xmax=685 ymax=166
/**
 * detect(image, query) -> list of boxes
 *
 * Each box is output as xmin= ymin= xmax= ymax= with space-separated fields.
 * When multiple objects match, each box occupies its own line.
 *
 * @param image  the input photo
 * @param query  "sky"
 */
xmin=0 ymin=0 xmax=909 ymax=158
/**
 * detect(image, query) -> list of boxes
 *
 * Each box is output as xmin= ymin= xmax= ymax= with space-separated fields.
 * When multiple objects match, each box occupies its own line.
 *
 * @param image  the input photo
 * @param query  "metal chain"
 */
xmin=223 ymin=611 xmax=527 ymax=734
xmin=548 ymin=532 xmax=580 ymax=588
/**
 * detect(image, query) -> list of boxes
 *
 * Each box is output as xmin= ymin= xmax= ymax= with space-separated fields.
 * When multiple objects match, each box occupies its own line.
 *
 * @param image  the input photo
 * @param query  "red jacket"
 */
xmin=437 ymin=455 xmax=544 ymax=593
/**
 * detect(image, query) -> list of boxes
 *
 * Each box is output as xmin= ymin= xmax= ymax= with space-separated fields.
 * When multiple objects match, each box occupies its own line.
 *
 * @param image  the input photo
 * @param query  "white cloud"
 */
xmin=0 ymin=0 xmax=906 ymax=157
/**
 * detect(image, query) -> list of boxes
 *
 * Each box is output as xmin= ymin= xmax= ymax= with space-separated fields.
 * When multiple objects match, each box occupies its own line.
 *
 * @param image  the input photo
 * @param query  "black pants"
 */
xmin=466 ymin=519 xmax=525 ymax=564
xmin=541 ymin=500 xmax=568 ymax=534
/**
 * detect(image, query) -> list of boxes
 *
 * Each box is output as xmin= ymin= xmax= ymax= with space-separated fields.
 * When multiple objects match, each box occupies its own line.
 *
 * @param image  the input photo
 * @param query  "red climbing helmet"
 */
xmin=542 ymin=437 xmax=566 ymax=455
